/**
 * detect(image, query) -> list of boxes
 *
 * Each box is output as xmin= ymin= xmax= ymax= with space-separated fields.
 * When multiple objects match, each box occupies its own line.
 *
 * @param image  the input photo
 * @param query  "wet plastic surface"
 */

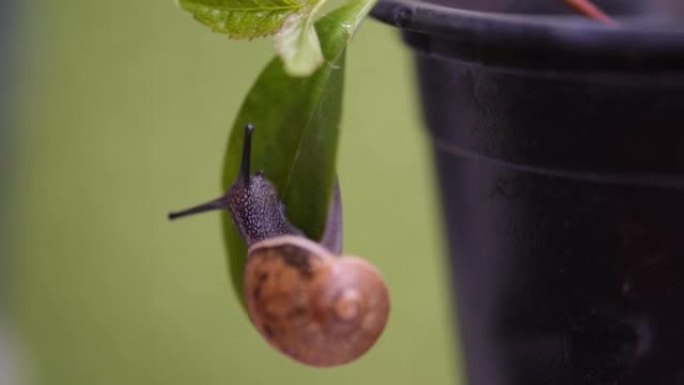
xmin=373 ymin=1 xmax=684 ymax=384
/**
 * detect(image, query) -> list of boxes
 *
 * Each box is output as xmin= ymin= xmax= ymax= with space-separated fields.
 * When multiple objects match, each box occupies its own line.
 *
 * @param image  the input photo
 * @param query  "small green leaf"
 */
xmin=274 ymin=13 xmax=324 ymax=77
xmin=221 ymin=0 xmax=377 ymax=305
xmin=178 ymin=0 xmax=315 ymax=39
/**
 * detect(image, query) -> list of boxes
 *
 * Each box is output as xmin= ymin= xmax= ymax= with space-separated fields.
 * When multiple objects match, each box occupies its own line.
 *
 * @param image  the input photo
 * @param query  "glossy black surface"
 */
xmin=372 ymin=0 xmax=684 ymax=71
xmin=373 ymin=1 xmax=684 ymax=384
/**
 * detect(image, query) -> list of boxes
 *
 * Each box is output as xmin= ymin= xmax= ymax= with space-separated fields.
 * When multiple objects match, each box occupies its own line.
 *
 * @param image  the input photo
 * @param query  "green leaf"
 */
xmin=178 ymin=0 xmax=315 ymax=39
xmin=221 ymin=0 xmax=377 ymax=305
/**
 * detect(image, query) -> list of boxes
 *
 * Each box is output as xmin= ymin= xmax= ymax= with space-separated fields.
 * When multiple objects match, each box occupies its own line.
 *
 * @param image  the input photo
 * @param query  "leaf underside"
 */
xmin=179 ymin=0 xmax=313 ymax=39
xmin=274 ymin=13 xmax=324 ymax=76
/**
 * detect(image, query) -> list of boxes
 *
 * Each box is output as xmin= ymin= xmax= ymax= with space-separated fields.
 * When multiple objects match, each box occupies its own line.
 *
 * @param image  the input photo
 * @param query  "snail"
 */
xmin=168 ymin=124 xmax=390 ymax=367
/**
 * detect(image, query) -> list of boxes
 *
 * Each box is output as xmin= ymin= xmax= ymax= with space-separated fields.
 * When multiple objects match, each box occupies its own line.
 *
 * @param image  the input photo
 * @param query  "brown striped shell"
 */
xmin=244 ymin=235 xmax=390 ymax=367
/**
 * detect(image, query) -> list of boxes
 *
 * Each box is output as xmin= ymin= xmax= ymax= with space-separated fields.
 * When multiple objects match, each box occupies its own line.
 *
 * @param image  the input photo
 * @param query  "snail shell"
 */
xmin=245 ymin=235 xmax=390 ymax=367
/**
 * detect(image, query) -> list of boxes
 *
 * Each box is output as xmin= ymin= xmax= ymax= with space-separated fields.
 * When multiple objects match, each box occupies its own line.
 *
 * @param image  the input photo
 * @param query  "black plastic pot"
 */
xmin=372 ymin=1 xmax=684 ymax=384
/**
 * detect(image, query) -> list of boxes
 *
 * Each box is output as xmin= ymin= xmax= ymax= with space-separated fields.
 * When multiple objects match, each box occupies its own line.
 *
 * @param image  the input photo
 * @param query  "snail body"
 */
xmin=169 ymin=124 xmax=390 ymax=367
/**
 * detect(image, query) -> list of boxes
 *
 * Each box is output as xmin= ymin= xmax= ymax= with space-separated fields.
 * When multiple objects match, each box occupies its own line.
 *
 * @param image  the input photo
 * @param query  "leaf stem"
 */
xmin=304 ymin=0 xmax=329 ymax=31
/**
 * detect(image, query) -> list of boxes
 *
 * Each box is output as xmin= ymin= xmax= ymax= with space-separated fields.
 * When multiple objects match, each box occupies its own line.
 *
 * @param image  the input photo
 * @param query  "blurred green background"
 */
xmin=7 ymin=0 xmax=461 ymax=384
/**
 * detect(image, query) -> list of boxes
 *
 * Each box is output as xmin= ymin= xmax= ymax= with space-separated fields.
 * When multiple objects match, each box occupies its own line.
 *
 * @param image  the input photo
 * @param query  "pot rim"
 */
xmin=371 ymin=0 xmax=684 ymax=56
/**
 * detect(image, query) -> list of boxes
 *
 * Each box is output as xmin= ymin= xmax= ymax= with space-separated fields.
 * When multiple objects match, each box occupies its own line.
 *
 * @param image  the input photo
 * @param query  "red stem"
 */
xmin=563 ymin=0 xmax=618 ymax=25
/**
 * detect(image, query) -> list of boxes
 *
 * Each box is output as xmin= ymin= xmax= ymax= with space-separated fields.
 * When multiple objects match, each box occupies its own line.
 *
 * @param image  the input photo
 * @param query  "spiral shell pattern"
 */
xmin=244 ymin=236 xmax=390 ymax=367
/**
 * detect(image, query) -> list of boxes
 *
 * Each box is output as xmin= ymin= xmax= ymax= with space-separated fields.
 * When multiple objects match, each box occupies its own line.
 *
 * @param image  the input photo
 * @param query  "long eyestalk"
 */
xmin=240 ymin=123 xmax=254 ymax=184
xmin=168 ymin=123 xmax=255 ymax=221
xmin=168 ymin=198 xmax=225 ymax=220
